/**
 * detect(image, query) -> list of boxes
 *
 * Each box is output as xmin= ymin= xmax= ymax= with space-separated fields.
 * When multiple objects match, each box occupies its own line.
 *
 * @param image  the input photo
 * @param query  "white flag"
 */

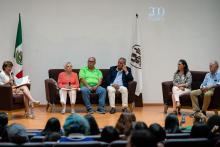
xmin=130 ymin=14 xmax=142 ymax=96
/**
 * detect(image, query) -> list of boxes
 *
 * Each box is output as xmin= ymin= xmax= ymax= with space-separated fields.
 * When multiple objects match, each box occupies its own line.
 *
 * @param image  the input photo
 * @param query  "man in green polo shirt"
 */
xmin=79 ymin=57 xmax=106 ymax=114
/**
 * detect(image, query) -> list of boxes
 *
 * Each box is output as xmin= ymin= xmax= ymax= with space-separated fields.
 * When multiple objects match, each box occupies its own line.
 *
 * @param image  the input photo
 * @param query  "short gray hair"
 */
xmin=210 ymin=60 xmax=219 ymax=68
xmin=88 ymin=57 xmax=96 ymax=62
xmin=118 ymin=57 xmax=126 ymax=64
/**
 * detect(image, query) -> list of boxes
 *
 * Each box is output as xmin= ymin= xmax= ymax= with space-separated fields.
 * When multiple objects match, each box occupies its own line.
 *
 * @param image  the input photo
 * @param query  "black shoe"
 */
xmin=202 ymin=111 xmax=207 ymax=116
xmin=96 ymin=109 xmax=105 ymax=114
xmin=122 ymin=107 xmax=130 ymax=113
xmin=88 ymin=109 xmax=94 ymax=114
xmin=110 ymin=107 xmax=116 ymax=114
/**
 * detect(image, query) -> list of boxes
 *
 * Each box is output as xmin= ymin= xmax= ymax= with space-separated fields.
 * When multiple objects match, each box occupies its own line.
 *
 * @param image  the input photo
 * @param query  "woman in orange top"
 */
xmin=58 ymin=62 xmax=79 ymax=114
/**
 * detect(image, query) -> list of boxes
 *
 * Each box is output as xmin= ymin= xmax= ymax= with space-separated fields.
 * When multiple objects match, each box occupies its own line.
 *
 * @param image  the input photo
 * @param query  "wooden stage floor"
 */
xmin=8 ymin=105 xmax=215 ymax=130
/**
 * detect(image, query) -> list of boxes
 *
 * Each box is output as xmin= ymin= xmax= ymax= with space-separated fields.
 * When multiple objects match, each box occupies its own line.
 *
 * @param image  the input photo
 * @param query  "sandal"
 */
xmin=177 ymin=105 xmax=181 ymax=115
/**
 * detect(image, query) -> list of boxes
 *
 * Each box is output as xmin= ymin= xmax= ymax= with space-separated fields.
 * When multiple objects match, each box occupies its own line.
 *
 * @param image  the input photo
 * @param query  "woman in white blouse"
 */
xmin=0 ymin=61 xmax=40 ymax=119
xmin=172 ymin=59 xmax=192 ymax=115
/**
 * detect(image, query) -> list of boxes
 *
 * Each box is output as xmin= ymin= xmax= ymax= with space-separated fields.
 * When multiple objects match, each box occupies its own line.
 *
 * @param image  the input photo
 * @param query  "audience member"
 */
xmin=84 ymin=114 xmax=100 ymax=135
xmin=149 ymin=123 xmax=166 ymax=145
xmin=59 ymin=113 xmax=93 ymax=142
xmin=193 ymin=112 xmax=207 ymax=125
xmin=165 ymin=113 xmax=182 ymax=133
xmin=115 ymin=112 xmax=136 ymax=136
xmin=44 ymin=132 xmax=61 ymax=142
xmin=190 ymin=123 xmax=210 ymax=138
xmin=7 ymin=123 xmax=29 ymax=144
xmin=127 ymin=130 xmax=157 ymax=147
xmin=100 ymin=126 xmax=120 ymax=143
xmin=41 ymin=117 xmax=63 ymax=136
xmin=0 ymin=112 xmax=9 ymax=142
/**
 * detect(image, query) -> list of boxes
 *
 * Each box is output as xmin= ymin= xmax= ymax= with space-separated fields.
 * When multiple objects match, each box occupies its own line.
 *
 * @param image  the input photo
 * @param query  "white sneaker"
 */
xmin=71 ymin=109 xmax=75 ymax=114
xmin=61 ymin=107 xmax=66 ymax=114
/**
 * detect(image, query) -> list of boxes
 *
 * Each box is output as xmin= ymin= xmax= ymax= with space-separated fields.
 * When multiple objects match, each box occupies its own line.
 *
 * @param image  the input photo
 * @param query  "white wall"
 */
xmin=0 ymin=0 xmax=220 ymax=104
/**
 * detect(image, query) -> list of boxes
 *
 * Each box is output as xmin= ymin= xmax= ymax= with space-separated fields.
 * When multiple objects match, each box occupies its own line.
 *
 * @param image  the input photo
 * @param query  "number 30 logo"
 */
xmin=148 ymin=7 xmax=165 ymax=21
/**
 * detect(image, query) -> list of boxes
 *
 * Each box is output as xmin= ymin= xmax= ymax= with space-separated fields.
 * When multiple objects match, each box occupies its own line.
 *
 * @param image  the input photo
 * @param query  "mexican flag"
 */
xmin=14 ymin=14 xmax=23 ymax=78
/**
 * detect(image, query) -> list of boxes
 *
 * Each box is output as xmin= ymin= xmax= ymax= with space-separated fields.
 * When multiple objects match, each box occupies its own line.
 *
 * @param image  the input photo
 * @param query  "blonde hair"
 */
xmin=193 ymin=112 xmax=207 ymax=125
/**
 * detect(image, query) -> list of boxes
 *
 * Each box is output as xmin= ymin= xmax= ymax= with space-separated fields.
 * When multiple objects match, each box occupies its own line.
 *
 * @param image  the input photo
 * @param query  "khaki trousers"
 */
xmin=190 ymin=89 xmax=214 ymax=112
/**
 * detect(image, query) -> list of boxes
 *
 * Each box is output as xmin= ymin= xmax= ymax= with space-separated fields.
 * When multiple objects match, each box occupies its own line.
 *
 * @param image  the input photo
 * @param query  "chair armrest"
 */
xmin=162 ymin=81 xmax=173 ymax=105
xmin=127 ymin=81 xmax=137 ymax=103
xmin=0 ymin=85 xmax=13 ymax=109
xmin=45 ymin=78 xmax=59 ymax=104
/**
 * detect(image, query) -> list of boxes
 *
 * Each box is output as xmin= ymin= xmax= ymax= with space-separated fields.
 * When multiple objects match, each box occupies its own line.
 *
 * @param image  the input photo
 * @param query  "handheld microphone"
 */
xmin=10 ymin=72 xmax=15 ymax=85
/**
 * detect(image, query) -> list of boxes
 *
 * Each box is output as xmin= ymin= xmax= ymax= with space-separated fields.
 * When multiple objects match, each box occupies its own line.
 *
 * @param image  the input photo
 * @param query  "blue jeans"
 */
xmin=80 ymin=86 xmax=106 ymax=111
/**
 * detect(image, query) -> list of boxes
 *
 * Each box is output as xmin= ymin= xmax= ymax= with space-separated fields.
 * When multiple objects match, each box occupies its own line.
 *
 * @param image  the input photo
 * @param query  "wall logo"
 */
xmin=148 ymin=7 xmax=165 ymax=21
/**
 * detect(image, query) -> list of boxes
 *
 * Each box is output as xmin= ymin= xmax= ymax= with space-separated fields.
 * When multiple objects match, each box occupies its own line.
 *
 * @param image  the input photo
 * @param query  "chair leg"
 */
xmin=7 ymin=112 xmax=12 ymax=120
xmin=128 ymin=102 xmax=135 ymax=112
xmin=214 ymin=110 xmax=218 ymax=115
xmin=46 ymin=103 xmax=52 ymax=112
xmin=164 ymin=104 xmax=168 ymax=114
xmin=51 ymin=104 xmax=56 ymax=113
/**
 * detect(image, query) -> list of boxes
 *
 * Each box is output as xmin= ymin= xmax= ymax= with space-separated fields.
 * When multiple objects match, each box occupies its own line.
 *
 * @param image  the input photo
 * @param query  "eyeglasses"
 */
xmin=88 ymin=60 xmax=95 ymax=62
xmin=66 ymin=65 xmax=72 ymax=67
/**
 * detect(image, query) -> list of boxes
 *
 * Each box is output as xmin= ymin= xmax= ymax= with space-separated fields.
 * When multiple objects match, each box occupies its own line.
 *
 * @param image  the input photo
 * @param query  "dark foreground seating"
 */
xmin=166 ymin=133 xmax=190 ymax=139
xmin=0 ymin=141 xmax=108 ymax=147
xmin=109 ymin=140 xmax=127 ymax=147
xmin=164 ymin=138 xmax=210 ymax=147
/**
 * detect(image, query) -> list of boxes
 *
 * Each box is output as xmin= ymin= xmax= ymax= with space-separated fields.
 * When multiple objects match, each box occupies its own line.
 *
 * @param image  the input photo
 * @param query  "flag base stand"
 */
xmin=134 ymin=93 xmax=143 ymax=107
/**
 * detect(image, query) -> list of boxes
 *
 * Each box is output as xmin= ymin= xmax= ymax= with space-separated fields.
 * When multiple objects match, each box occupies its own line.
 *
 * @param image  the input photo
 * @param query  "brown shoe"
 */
xmin=122 ymin=107 xmax=130 ymax=113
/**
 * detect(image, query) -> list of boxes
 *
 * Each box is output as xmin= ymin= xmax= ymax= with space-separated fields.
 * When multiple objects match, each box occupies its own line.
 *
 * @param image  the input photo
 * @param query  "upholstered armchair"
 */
xmin=0 ymin=85 xmax=25 ymax=118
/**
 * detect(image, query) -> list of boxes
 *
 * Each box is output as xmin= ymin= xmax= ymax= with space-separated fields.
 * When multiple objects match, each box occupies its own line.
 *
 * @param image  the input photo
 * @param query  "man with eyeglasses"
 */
xmin=190 ymin=60 xmax=220 ymax=116
xmin=79 ymin=57 xmax=106 ymax=114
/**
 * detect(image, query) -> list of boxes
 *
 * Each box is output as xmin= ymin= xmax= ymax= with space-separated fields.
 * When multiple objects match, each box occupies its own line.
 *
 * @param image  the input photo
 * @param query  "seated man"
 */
xmin=190 ymin=60 xmax=220 ymax=116
xmin=79 ymin=57 xmax=106 ymax=114
xmin=106 ymin=57 xmax=133 ymax=114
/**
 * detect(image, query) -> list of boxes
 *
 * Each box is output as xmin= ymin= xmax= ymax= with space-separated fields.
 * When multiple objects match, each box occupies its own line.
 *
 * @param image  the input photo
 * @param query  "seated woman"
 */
xmin=0 ymin=61 xmax=40 ymax=119
xmin=58 ymin=62 xmax=79 ymax=114
xmin=172 ymin=59 xmax=192 ymax=114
